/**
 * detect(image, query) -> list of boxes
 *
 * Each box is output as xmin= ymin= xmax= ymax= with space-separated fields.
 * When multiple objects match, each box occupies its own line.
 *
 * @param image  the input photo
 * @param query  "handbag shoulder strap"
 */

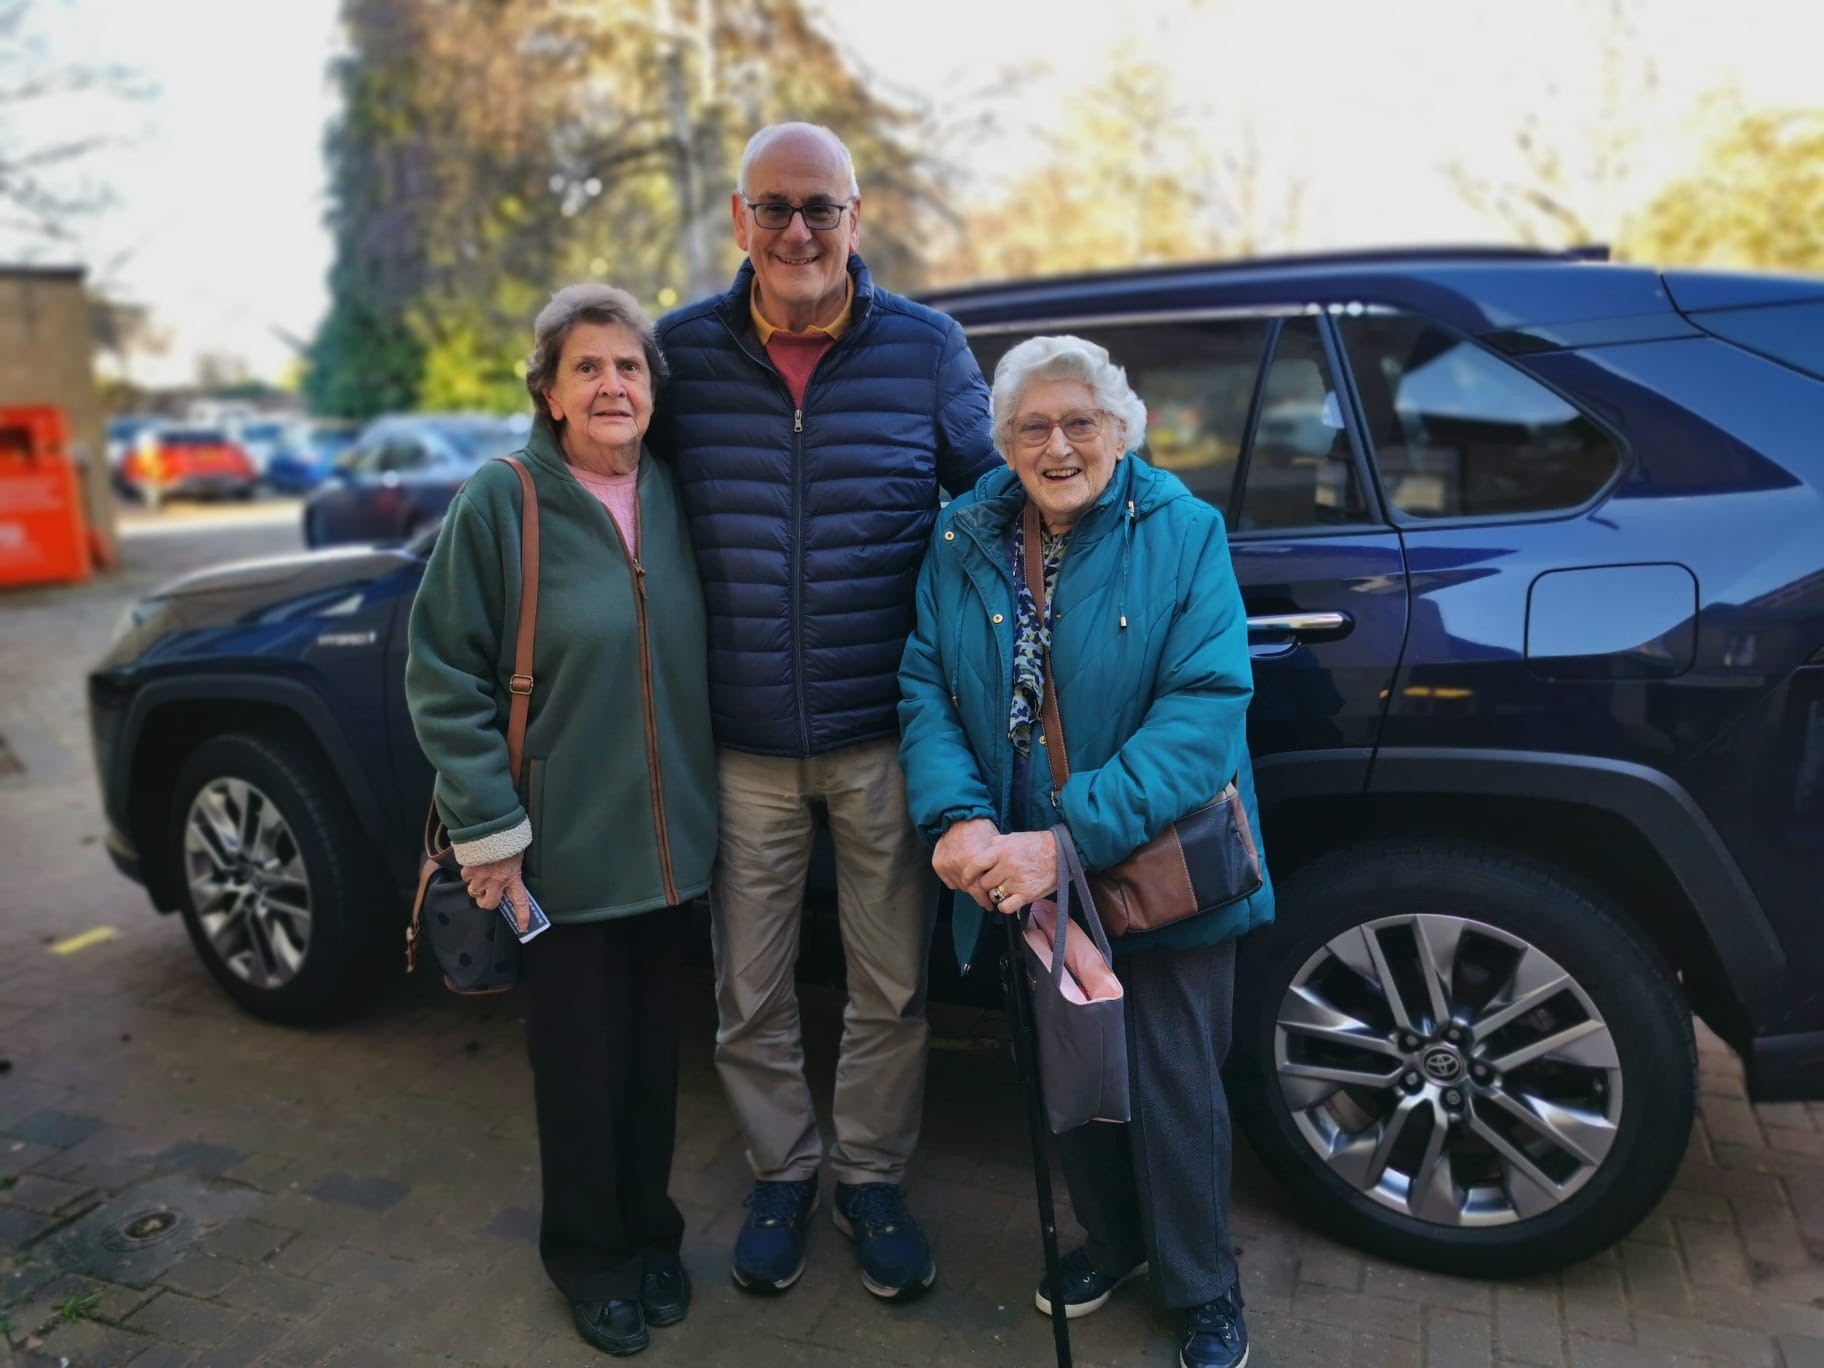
xmin=499 ymin=456 xmax=539 ymax=788
xmin=1022 ymin=499 xmax=1072 ymax=804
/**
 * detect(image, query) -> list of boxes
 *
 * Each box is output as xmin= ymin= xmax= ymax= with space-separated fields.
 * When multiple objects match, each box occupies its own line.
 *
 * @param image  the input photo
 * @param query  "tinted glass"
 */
xmin=1338 ymin=313 xmax=1621 ymax=519
xmin=242 ymin=422 xmax=286 ymax=442
xmin=1236 ymin=316 xmax=1369 ymax=531
xmin=970 ymin=318 xmax=1272 ymax=511
xmin=436 ymin=421 xmax=524 ymax=463
xmin=377 ymin=439 xmax=428 ymax=473
xmin=161 ymin=430 xmax=228 ymax=447
xmin=1692 ymin=301 xmax=1824 ymax=382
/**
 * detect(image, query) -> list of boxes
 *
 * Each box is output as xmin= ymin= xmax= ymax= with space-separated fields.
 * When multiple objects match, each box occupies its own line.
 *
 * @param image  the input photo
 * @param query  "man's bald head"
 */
xmin=737 ymin=122 xmax=859 ymax=200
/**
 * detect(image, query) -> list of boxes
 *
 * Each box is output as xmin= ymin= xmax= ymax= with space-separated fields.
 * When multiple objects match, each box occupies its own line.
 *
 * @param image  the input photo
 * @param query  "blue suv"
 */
xmin=90 ymin=247 xmax=1824 ymax=1277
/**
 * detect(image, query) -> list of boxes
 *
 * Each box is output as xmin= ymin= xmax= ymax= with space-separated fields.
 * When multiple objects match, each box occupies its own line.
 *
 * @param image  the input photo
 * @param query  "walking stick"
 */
xmin=1001 ymin=909 xmax=1073 ymax=1368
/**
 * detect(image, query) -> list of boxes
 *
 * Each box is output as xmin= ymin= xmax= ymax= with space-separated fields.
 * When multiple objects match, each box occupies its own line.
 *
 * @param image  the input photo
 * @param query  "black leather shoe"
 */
xmin=641 ymin=1258 xmax=691 ymax=1327
xmin=571 ymin=1299 xmax=649 ymax=1357
xmin=1034 ymin=1246 xmax=1148 ymax=1319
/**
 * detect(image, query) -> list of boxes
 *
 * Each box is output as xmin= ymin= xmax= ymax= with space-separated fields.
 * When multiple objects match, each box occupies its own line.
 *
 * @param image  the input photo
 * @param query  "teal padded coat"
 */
xmin=897 ymin=453 xmax=1274 ymax=971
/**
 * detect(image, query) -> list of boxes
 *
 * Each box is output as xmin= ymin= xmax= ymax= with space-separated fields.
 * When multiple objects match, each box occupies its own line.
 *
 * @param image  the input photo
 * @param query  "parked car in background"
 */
xmin=300 ymin=414 xmax=526 ymax=547
xmin=266 ymin=420 xmax=360 ymax=495
xmin=119 ymin=426 xmax=258 ymax=501
xmin=90 ymin=248 xmax=1824 ymax=1280
xmin=235 ymin=418 xmax=298 ymax=479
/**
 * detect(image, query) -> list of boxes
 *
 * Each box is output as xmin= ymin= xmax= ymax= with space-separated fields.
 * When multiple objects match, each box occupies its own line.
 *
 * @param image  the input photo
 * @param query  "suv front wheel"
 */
xmin=1229 ymin=842 xmax=1696 ymax=1277
xmin=168 ymin=732 xmax=397 ymax=1024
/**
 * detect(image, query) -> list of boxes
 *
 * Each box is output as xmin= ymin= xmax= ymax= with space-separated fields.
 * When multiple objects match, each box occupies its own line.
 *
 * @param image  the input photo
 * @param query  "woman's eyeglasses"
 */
xmin=745 ymin=200 xmax=852 ymax=232
xmin=1012 ymin=411 xmax=1107 ymax=449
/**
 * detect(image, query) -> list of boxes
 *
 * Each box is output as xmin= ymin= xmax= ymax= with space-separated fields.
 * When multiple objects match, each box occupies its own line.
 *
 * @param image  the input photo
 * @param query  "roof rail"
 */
xmin=918 ymin=243 xmax=1604 ymax=304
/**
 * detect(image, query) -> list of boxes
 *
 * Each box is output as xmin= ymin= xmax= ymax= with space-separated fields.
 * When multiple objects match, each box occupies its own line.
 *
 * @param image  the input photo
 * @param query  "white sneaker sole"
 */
xmin=831 ymin=1207 xmax=938 ymax=1300
xmin=1181 ymin=1346 xmax=1248 ymax=1368
xmin=1034 ymin=1261 xmax=1149 ymax=1319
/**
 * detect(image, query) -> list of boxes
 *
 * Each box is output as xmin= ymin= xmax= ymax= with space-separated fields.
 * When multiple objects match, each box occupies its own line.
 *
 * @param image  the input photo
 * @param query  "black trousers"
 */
xmin=1054 ymin=937 xmax=1240 ymax=1310
xmin=521 ymin=908 xmax=686 ymax=1302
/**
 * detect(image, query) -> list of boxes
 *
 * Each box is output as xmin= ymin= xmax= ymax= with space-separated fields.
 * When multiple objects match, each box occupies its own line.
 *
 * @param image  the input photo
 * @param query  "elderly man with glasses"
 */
xmin=654 ymin=122 xmax=998 ymax=1303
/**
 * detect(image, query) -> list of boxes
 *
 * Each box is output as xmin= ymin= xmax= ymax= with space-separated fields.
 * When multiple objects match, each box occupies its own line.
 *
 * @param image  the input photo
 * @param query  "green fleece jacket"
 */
xmin=404 ymin=418 xmax=716 ymax=922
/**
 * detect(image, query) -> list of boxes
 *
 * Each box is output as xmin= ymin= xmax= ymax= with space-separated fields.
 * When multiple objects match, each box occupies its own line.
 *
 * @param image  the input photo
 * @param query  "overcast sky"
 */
xmin=5 ymin=0 xmax=1820 ymax=388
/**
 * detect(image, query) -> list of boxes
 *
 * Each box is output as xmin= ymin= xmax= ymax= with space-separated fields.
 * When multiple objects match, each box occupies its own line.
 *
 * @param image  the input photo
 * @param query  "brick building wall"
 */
xmin=0 ymin=266 xmax=114 ymax=558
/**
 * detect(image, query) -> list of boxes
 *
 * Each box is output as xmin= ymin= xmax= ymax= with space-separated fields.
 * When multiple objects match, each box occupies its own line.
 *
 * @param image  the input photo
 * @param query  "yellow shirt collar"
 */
xmin=750 ymin=273 xmax=854 ymax=345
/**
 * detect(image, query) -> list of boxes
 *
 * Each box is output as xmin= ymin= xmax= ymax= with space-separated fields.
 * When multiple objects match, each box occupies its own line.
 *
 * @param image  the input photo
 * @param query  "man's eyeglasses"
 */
xmin=746 ymin=200 xmax=852 ymax=232
xmin=1012 ymin=410 xmax=1107 ymax=450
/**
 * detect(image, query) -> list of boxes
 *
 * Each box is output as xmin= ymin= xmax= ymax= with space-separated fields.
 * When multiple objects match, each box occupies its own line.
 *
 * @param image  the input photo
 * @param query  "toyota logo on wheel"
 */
xmin=1421 ymin=1046 xmax=1466 ymax=1083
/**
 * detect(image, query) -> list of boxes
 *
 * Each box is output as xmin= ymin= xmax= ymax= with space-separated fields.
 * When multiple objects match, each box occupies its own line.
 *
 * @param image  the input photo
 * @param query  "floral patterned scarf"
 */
xmin=1009 ymin=510 xmax=1069 ymax=757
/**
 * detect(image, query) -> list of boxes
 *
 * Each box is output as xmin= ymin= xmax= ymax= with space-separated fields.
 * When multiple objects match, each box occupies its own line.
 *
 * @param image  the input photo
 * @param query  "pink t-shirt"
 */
xmin=570 ymin=463 xmax=639 ymax=558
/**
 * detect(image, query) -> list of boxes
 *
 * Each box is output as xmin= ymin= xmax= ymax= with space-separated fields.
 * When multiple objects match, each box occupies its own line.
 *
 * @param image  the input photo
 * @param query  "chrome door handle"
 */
xmin=1246 ymin=611 xmax=1352 ymax=636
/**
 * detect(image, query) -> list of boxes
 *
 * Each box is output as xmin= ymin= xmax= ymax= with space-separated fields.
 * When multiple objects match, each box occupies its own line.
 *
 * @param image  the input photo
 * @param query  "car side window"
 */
xmin=970 ymin=318 xmax=1273 ymax=511
xmin=1336 ymin=312 xmax=1622 ymax=519
xmin=1234 ymin=316 xmax=1370 ymax=532
xmin=377 ymin=438 xmax=428 ymax=473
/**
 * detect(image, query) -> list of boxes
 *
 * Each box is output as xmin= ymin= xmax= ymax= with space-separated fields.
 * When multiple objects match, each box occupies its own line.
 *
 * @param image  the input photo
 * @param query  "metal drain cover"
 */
xmin=37 ymin=1175 xmax=263 ymax=1287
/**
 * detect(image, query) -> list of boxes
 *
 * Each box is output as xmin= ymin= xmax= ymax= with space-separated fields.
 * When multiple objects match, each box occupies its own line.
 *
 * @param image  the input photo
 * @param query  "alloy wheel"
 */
xmin=182 ymin=777 xmax=313 ymax=989
xmin=1274 ymin=913 xmax=1622 ymax=1227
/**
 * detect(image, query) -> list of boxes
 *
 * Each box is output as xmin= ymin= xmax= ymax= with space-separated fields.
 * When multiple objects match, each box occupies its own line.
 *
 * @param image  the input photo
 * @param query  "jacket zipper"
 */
xmin=791 ymin=406 xmax=809 ymax=753
xmin=716 ymin=298 xmax=864 ymax=757
xmin=607 ymin=494 xmax=679 ymax=906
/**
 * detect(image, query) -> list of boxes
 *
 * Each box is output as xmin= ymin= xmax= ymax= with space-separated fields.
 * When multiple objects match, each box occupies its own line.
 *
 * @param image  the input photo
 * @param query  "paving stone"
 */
xmin=1634 ymin=1308 xmax=1777 ymax=1365
xmin=1291 ymin=1285 xmax=1423 ymax=1342
xmin=1424 ymin=1306 xmax=1493 ymax=1368
xmin=483 ymin=1202 xmax=540 ymax=1244
xmin=257 ymin=1230 xmax=340 ymax=1278
xmin=1494 ymin=1285 xmax=1564 ymax=1366
xmin=1559 ymin=1250 xmax=1633 ymax=1341
xmin=123 ymin=1289 xmax=247 ymax=1347
xmin=189 ymin=1312 xmax=291 ymax=1367
xmin=1 ymin=1174 xmax=92 ymax=1214
xmin=1731 ymin=1197 xmax=1813 ymax=1272
xmin=0 ymin=1139 xmax=59 ymax=1179
xmin=1296 ymin=1239 xmax=1365 ymax=1291
xmin=1350 ymin=1330 xmax=1423 ymax=1367
xmin=16 ymin=1314 xmax=156 ymax=1367
xmin=1564 ymin=1335 xmax=1711 ymax=1368
xmin=2 ymin=1111 xmax=105 ymax=1149
xmin=1361 ymin=1263 xmax=1492 ymax=1313
xmin=193 ymin=1217 xmax=295 ymax=1265
xmin=0 ymin=1202 xmax=58 ymax=1249
xmin=1781 ymin=1334 xmax=1824 ymax=1368
xmin=306 ymin=1171 xmax=409 ymax=1212
xmin=153 ymin=1142 xmax=247 ymax=1179
xmin=1617 ymin=1237 xmax=1692 ymax=1315
xmin=154 ymin=1253 xmax=243 ymax=1299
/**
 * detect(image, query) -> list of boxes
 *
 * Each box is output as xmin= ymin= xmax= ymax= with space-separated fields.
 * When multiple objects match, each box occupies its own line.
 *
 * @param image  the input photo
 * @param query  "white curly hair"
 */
xmin=989 ymin=335 xmax=1148 ymax=460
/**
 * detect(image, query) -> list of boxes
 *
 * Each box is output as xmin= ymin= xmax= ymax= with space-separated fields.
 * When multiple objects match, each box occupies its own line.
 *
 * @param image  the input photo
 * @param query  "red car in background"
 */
xmin=121 ymin=427 xmax=258 ymax=502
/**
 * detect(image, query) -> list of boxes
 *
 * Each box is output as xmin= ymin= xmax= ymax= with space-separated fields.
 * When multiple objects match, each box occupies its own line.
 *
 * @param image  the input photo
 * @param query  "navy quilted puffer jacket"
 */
xmin=655 ymin=255 xmax=998 ymax=757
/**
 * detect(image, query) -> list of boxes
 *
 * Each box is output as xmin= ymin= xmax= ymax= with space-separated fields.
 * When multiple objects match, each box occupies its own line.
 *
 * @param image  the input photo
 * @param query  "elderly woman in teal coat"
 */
xmin=898 ymin=335 xmax=1272 ymax=1368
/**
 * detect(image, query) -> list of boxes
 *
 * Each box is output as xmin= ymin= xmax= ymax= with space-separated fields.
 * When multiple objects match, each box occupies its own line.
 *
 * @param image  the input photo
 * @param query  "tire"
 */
xmin=167 ymin=732 xmax=399 ymax=1025
xmin=1228 ymin=841 xmax=1695 ymax=1277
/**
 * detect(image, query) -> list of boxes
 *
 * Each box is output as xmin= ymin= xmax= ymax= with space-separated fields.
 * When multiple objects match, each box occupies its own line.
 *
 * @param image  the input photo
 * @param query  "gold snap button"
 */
xmin=992 ymin=613 xmax=1004 ymax=624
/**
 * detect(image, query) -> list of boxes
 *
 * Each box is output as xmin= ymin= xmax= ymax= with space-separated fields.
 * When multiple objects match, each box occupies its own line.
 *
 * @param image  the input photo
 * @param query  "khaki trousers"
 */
xmin=711 ymin=738 xmax=934 ymax=1186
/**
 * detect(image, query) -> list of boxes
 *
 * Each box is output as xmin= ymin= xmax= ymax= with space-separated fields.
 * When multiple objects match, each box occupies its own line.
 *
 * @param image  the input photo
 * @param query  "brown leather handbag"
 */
xmin=1023 ymin=500 xmax=1262 ymax=938
xmin=405 ymin=456 xmax=541 ymax=993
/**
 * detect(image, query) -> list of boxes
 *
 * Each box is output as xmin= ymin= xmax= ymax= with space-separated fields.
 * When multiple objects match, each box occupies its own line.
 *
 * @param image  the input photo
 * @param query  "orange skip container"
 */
xmin=0 ymin=406 xmax=91 ymax=587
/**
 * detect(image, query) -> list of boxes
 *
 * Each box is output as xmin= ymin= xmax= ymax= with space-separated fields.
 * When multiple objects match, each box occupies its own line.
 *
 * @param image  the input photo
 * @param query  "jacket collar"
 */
xmin=715 ymin=253 xmax=876 ymax=338
xmin=522 ymin=412 xmax=653 ymax=490
xmin=951 ymin=451 xmax=1156 ymax=555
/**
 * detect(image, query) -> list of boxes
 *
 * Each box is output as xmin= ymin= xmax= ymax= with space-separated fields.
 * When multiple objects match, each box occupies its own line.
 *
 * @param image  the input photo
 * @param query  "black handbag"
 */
xmin=405 ymin=456 xmax=541 ymax=994
xmin=1024 ymin=499 xmax=1263 ymax=937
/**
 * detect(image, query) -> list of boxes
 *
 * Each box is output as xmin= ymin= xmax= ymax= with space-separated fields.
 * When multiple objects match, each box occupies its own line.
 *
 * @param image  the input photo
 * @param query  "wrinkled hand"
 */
xmin=933 ymin=818 xmax=1002 ymax=907
xmin=974 ymin=830 xmax=1058 ymax=916
xmin=459 ymin=851 xmax=530 ymax=932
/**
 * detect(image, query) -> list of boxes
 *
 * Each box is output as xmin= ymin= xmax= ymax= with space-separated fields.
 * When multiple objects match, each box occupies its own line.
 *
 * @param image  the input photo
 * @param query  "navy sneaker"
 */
xmin=1180 ymin=1288 xmax=1248 ymax=1368
xmin=1034 ymin=1246 xmax=1148 ymax=1319
xmin=731 ymin=1177 xmax=819 ymax=1293
xmin=832 ymin=1182 xmax=936 ymax=1300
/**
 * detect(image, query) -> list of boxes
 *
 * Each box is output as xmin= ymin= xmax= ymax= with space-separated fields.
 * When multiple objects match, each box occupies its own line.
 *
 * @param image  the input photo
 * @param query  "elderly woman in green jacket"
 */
xmin=406 ymin=283 xmax=716 ymax=1359
xmin=898 ymin=335 xmax=1272 ymax=1368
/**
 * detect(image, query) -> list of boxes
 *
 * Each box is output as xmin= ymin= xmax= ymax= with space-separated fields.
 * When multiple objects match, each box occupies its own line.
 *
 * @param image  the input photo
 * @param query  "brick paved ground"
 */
xmin=1 ymin=512 xmax=1821 ymax=1366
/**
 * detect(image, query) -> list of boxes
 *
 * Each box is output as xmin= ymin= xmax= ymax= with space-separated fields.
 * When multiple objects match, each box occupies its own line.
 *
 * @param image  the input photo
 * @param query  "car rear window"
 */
xmin=1337 ymin=313 xmax=1622 ymax=519
xmin=1689 ymin=301 xmax=1824 ymax=383
xmin=437 ymin=422 xmax=524 ymax=462
xmin=161 ymin=430 xmax=229 ymax=447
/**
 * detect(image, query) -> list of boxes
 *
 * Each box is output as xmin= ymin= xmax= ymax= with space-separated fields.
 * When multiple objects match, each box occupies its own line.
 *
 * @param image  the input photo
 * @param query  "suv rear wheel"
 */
xmin=1229 ymin=841 xmax=1695 ymax=1276
xmin=168 ymin=732 xmax=397 ymax=1024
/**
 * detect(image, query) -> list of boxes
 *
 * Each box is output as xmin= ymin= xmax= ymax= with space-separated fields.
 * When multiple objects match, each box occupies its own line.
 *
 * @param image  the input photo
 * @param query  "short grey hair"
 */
xmin=524 ymin=282 xmax=667 ymax=412
xmin=737 ymin=122 xmax=860 ymax=199
xmin=990 ymin=335 xmax=1148 ymax=459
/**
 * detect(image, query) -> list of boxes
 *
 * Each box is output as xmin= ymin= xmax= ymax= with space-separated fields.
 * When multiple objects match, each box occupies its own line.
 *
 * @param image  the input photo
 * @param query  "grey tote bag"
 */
xmin=1020 ymin=826 xmax=1131 ymax=1133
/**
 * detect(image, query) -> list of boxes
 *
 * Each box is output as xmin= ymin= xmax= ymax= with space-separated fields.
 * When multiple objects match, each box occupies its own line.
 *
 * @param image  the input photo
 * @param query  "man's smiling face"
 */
xmin=732 ymin=128 xmax=860 ymax=330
